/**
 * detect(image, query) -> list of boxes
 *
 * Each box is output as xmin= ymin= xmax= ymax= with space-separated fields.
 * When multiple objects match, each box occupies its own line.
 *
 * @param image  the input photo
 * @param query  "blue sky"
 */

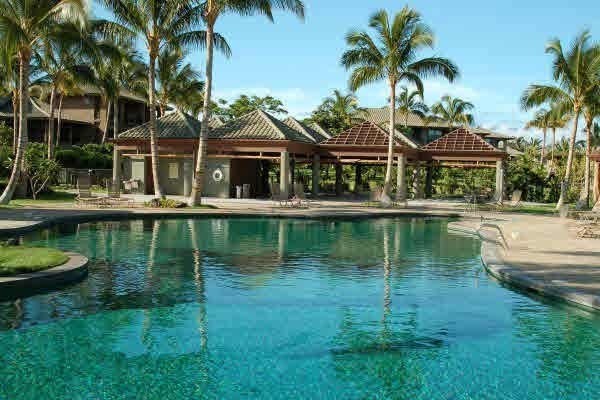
xmin=95 ymin=0 xmax=600 ymax=137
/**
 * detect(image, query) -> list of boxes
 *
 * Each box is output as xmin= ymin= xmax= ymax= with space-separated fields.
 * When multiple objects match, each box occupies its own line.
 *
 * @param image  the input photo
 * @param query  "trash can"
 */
xmin=242 ymin=184 xmax=251 ymax=199
xmin=235 ymin=185 xmax=242 ymax=199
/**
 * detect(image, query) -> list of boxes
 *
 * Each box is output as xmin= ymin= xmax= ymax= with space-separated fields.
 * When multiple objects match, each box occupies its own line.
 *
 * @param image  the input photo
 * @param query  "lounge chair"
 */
xmin=270 ymin=183 xmax=292 ymax=207
xmin=365 ymin=186 xmax=382 ymax=207
xmin=290 ymin=183 xmax=315 ymax=208
xmin=494 ymin=190 xmax=522 ymax=212
xmin=105 ymin=184 xmax=135 ymax=208
xmin=76 ymin=175 xmax=106 ymax=208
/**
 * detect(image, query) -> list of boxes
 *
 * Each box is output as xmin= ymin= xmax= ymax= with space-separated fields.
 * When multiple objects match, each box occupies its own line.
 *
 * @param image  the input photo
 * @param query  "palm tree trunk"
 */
xmin=148 ymin=53 xmax=164 ymax=198
xmin=12 ymin=90 xmax=18 ymax=155
xmin=382 ymin=81 xmax=396 ymax=197
xmin=189 ymin=19 xmax=215 ymax=206
xmin=113 ymin=98 xmax=119 ymax=139
xmin=579 ymin=118 xmax=592 ymax=206
xmin=556 ymin=110 xmax=580 ymax=210
xmin=551 ymin=128 xmax=556 ymax=166
xmin=101 ymin=98 xmax=112 ymax=144
xmin=47 ymin=86 xmax=56 ymax=159
xmin=540 ymin=127 xmax=546 ymax=165
xmin=0 ymin=52 xmax=30 ymax=204
xmin=56 ymin=94 xmax=63 ymax=147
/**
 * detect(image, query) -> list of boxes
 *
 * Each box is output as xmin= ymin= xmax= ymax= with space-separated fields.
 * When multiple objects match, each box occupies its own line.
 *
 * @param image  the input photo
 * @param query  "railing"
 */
xmin=478 ymin=223 xmax=509 ymax=250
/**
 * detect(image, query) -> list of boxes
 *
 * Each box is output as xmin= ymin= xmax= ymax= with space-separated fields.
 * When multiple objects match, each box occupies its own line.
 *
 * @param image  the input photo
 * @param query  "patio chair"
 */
xmin=270 ymin=183 xmax=292 ymax=207
xmin=494 ymin=190 xmax=522 ymax=212
xmin=105 ymin=183 xmax=135 ymax=208
xmin=365 ymin=186 xmax=382 ymax=207
xmin=290 ymin=183 xmax=316 ymax=208
xmin=76 ymin=175 xmax=106 ymax=207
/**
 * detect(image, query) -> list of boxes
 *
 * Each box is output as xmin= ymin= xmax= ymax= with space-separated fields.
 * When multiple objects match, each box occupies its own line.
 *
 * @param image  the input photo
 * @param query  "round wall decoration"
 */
xmin=212 ymin=168 xmax=224 ymax=182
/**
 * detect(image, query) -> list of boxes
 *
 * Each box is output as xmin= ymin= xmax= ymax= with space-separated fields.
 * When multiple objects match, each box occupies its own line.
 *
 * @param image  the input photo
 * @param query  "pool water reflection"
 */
xmin=0 ymin=217 xmax=599 ymax=399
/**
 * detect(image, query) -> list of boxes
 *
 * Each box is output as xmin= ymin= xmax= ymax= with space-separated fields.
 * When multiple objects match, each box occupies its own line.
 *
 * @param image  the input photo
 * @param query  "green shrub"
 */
xmin=56 ymin=143 xmax=113 ymax=169
xmin=145 ymin=198 xmax=187 ymax=208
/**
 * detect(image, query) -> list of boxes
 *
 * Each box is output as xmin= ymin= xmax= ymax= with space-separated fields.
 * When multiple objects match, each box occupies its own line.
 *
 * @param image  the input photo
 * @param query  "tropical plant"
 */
xmin=156 ymin=47 xmax=204 ymax=116
xmin=521 ymin=31 xmax=600 ymax=209
xmin=341 ymin=7 xmax=458 ymax=197
xmin=189 ymin=0 xmax=304 ymax=206
xmin=430 ymin=95 xmax=474 ymax=127
xmin=524 ymin=108 xmax=551 ymax=164
xmin=395 ymin=87 xmax=428 ymax=129
xmin=33 ymin=22 xmax=99 ymax=158
xmin=547 ymin=102 xmax=571 ymax=166
xmin=0 ymin=0 xmax=87 ymax=204
xmin=219 ymin=94 xmax=287 ymax=120
xmin=97 ymin=0 xmax=226 ymax=198
xmin=309 ymin=90 xmax=360 ymax=134
xmin=22 ymin=143 xmax=61 ymax=199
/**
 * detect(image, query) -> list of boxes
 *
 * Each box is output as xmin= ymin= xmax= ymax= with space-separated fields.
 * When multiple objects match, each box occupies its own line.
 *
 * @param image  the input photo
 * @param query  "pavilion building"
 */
xmin=112 ymin=109 xmax=510 ymax=200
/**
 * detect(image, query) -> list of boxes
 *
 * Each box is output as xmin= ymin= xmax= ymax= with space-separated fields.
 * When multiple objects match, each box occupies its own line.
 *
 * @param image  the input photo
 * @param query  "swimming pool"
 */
xmin=1 ymin=217 xmax=599 ymax=399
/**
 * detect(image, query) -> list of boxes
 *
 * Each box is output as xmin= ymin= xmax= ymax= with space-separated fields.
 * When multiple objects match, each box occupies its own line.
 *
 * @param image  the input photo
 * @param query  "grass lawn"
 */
xmin=0 ymin=246 xmax=69 ymax=276
xmin=5 ymin=190 xmax=76 ymax=208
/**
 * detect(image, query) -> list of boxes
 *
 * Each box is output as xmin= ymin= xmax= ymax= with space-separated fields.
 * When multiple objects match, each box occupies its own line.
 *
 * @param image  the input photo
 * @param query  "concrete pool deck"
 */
xmin=1 ymin=198 xmax=600 ymax=311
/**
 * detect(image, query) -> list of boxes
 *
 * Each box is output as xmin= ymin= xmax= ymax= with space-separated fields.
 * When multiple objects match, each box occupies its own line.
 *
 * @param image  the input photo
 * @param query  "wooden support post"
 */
xmin=396 ymin=154 xmax=406 ymax=201
xmin=335 ymin=163 xmax=343 ymax=197
xmin=354 ymin=164 xmax=362 ymax=193
xmin=280 ymin=151 xmax=290 ymax=198
xmin=312 ymin=154 xmax=320 ymax=195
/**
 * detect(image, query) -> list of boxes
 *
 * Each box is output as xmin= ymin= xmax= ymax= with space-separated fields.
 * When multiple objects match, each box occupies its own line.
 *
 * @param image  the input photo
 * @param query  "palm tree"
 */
xmin=341 ymin=7 xmax=458 ymax=197
xmin=0 ymin=0 xmax=87 ymax=204
xmin=580 ymin=90 xmax=600 ymax=205
xmin=521 ymin=31 xmax=600 ymax=209
xmin=156 ymin=47 xmax=204 ymax=116
xmin=547 ymin=103 xmax=571 ymax=167
xmin=395 ymin=87 xmax=428 ymax=128
xmin=321 ymin=89 xmax=360 ymax=128
xmin=430 ymin=95 xmax=474 ymax=127
xmin=524 ymin=108 xmax=551 ymax=165
xmin=34 ymin=22 xmax=97 ymax=158
xmin=0 ymin=44 xmax=19 ymax=153
xmin=98 ymin=0 xmax=225 ymax=199
xmin=189 ymin=0 xmax=304 ymax=206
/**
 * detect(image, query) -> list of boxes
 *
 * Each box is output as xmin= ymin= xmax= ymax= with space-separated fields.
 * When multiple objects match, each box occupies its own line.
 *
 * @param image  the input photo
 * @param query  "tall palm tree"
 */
xmin=34 ymin=22 xmax=97 ymax=158
xmin=521 ymin=31 xmax=600 ymax=209
xmin=341 ymin=7 xmax=458 ymax=197
xmin=524 ymin=108 xmax=551 ymax=165
xmin=98 ymin=0 xmax=226 ymax=199
xmin=430 ymin=95 xmax=474 ymax=127
xmin=0 ymin=45 xmax=19 ymax=153
xmin=189 ymin=0 xmax=304 ymax=206
xmin=156 ymin=47 xmax=204 ymax=116
xmin=580 ymin=90 xmax=600 ymax=205
xmin=0 ymin=0 xmax=87 ymax=204
xmin=395 ymin=87 xmax=428 ymax=128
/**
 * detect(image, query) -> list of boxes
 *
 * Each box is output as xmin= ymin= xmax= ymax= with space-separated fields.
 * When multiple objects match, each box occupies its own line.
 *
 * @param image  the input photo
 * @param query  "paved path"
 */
xmin=450 ymin=214 xmax=600 ymax=310
xmin=2 ymin=199 xmax=600 ymax=310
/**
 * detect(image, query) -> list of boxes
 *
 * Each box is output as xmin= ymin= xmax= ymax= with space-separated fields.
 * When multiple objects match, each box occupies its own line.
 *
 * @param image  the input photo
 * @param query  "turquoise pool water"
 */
xmin=1 ymin=217 xmax=600 ymax=399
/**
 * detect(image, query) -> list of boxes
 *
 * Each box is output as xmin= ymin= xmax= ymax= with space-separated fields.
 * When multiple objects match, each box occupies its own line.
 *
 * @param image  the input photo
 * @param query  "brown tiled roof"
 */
xmin=209 ymin=115 xmax=225 ymax=128
xmin=422 ymin=128 xmax=502 ymax=152
xmin=359 ymin=107 xmax=450 ymax=129
xmin=320 ymin=121 xmax=405 ymax=147
xmin=209 ymin=110 xmax=313 ymax=143
xmin=282 ymin=117 xmax=328 ymax=143
xmin=118 ymin=111 xmax=201 ymax=139
xmin=0 ymin=97 xmax=90 ymax=124
xmin=308 ymin=122 xmax=332 ymax=140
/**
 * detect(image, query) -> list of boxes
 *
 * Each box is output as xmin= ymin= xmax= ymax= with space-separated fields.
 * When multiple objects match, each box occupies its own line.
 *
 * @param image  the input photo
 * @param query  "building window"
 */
xmin=168 ymin=162 xmax=179 ymax=179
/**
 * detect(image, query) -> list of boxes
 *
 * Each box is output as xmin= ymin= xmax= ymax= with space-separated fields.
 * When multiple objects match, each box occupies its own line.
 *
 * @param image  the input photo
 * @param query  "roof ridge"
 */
xmin=283 ymin=116 xmax=317 ymax=143
xmin=254 ymin=109 xmax=287 ymax=139
xmin=176 ymin=109 xmax=199 ymax=137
